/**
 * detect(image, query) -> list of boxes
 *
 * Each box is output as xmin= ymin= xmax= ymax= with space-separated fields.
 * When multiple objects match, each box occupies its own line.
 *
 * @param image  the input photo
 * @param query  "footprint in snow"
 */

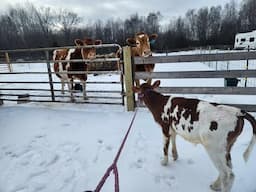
xmin=35 ymin=134 xmax=46 ymax=139
xmin=187 ymin=159 xmax=195 ymax=165
xmin=60 ymin=143 xmax=80 ymax=153
xmin=155 ymin=175 xmax=175 ymax=187
xmin=105 ymin=145 xmax=113 ymax=151
xmin=131 ymin=158 xmax=145 ymax=169
xmin=61 ymin=123 xmax=71 ymax=127
xmin=11 ymin=186 xmax=28 ymax=192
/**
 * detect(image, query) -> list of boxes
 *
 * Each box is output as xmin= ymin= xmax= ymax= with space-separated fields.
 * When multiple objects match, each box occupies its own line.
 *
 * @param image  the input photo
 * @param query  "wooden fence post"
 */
xmin=123 ymin=46 xmax=135 ymax=111
xmin=5 ymin=52 xmax=12 ymax=72
xmin=45 ymin=51 xmax=55 ymax=101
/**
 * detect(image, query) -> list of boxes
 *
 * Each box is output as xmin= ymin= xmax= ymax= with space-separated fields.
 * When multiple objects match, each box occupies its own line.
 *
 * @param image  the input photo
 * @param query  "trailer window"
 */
xmin=241 ymin=38 xmax=246 ymax=42
xmin=249 ymin=37 xmax=255 ymax=42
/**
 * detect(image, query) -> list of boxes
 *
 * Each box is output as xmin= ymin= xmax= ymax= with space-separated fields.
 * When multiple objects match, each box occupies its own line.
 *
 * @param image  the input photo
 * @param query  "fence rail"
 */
xmin=123 ymin=48 xmax=256 ymax=111
xmin=135 ymin=70 xmax=256 ymax=79
xmin=134 ymin=51 xmax=256 ymax=64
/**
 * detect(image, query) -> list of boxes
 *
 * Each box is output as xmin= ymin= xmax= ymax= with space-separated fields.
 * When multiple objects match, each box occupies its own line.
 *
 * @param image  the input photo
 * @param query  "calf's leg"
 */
xmin=61 ymin=79 xmax=65 ymax=94
xmin=161 ymin=135 xmax=170 ymax=166
xmin=206 ymin=148 xmax=234 ymax=192
xmin=82 ymin=81 xmax=87 ymax=100
xmin=171 ymin=133 xmax=178 ymax=161
xmin=68 ymin=79 xmax=74 ymax=101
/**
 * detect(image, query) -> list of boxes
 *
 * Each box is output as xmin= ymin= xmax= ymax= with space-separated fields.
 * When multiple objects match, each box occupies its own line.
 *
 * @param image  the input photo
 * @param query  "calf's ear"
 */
xmin=152 ymin=80 xmax=161 ymax=89
xmin=132 ymin=86 xmax=140 ymax=93
xmin=94 ymin=40 xmax=102 ymax=45
xmin=74 ymin=39 xmax=84 ymax=46
xmin=126 ymin=38 xmax=137 ymax=47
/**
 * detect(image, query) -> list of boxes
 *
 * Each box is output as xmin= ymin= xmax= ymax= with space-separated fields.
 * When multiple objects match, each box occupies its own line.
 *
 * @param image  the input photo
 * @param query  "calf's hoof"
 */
xmin=210 ymin=184 xmax=221 ymax=191
xmin=161 ymin=158 xmax=168 ymax=166
xmin=172 ymin=154 xmax=178 ymax=161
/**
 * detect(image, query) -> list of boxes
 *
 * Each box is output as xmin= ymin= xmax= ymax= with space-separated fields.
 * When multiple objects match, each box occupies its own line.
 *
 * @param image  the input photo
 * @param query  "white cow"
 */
xmin=133 ymin=80 xmax=256 ymax=192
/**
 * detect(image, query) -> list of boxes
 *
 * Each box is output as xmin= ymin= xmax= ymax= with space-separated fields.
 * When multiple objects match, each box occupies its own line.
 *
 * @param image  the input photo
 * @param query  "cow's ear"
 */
xmin=152 ymin=80 xmax=160 ymax=89
xmin=126 ymin=38 xmax=136 ymax=47
xmin=74 ymin=39 xmax=84 ymax=46
xmin=132 ymin=86 xmax=140 ymax=93
xmin=149 ymin=34 xmax=158 ymax=44
xmin=94 ymin=40 xmax=102 ymax=45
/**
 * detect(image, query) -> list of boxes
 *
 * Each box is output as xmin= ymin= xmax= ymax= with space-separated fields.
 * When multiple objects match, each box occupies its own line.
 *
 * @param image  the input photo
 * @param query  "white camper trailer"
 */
xmin=234 ymin=30 xmax=256 ymax=49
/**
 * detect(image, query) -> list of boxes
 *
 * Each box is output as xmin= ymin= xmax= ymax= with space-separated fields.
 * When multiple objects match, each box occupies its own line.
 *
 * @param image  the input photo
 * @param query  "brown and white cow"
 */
xmin=126 ymin=32 xmax=158 ymax=87
xmin=133 ymin=80 xmax=256 ymax=192
xmin=53 ymin=38 xmax=102 ymax=100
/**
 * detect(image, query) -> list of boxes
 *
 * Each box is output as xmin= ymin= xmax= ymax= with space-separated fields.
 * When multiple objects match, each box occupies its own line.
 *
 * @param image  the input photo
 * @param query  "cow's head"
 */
xmin=126 ymin=32 xmax=158 ymax=57
xmin=133 ymin=80 xmax=160 ymax=100
xmin=74 ymin=38 xmax=102 ymax=60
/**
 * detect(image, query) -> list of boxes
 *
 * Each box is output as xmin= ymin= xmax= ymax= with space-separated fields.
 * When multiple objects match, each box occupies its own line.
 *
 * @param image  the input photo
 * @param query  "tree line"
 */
xmin=0 ymin=0 xmax=255 ymax=51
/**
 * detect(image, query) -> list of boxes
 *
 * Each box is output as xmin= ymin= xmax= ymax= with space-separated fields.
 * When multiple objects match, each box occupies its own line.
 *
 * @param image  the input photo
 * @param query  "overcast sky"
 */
xmin=0 ymin=0 xmax=243 ymax=24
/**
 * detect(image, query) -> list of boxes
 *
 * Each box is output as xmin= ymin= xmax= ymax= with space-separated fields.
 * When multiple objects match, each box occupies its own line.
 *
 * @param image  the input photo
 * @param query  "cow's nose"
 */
xmin=88 ymin=53 xmax=95 ymax=59
xmin=143 ymin=50 xmax=152 ymax=57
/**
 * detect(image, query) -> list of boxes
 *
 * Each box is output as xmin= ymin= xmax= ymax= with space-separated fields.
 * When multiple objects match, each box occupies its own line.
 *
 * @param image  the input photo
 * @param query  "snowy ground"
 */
xmin=0 ymin=50 xmax=256 ymax=192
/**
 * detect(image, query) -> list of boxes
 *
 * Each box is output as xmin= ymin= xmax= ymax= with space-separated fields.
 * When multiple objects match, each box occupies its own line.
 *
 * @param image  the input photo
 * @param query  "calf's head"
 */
xmin=126 ymin=32 xmax=158 ymax=57
xmin=74 ymin=38 xmax=102 ymax=60
xmin=133 ymin=80 xmax=161 ymax=101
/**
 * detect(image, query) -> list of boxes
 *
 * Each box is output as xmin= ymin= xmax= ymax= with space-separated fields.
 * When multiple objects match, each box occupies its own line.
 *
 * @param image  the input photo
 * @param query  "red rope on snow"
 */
xmin=86 ymin=108 xmax=138 ymax=192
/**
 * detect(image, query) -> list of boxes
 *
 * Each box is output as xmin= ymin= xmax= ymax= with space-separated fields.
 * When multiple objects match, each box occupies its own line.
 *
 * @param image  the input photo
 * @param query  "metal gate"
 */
xmin=0 ymin=44 xmax=125 ymax=105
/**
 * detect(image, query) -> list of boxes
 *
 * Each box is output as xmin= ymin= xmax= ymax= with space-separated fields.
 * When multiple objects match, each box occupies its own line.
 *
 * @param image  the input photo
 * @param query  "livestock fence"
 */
xmin=123 ymin=46 xmax=256 ymax=112
xmin=0 ymin=52 xmax=12 ymax=72
xmin=0 ymin=44 xmax=125 ymax=105
xmin=1 ymin=45 xmax=256 ymax=111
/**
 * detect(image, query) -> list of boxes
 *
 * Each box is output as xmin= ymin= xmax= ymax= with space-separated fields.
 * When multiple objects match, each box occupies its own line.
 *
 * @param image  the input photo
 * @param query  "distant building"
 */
xmin=234 ymin=30 xmax=256 ymax=50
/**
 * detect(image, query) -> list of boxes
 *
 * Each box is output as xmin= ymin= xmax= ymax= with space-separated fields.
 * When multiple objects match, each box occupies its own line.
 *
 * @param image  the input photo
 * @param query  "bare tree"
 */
xmin=32 ymin=6 xmax=55 ymax=46
xmin=185 ymin=9 xmax=197 ymax=40
xmin=208 ymin=6 xmax=222 ymax=44
xmin=146 ymin=12 xmax=162 ymax=33
xmin=239 ymin=0 xmax=256 ymax=31
xmin=56 ymin=9 xmax=82 ymax=44
xmin=220 ymin=0 xmax=239 ymax=44
xmin=196 ymin=7 xmax=209 ymax=44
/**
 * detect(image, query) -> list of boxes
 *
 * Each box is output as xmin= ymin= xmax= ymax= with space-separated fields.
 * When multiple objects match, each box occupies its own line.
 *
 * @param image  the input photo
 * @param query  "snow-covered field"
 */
xmin=0 ymin=50 xmax=256 ymax=192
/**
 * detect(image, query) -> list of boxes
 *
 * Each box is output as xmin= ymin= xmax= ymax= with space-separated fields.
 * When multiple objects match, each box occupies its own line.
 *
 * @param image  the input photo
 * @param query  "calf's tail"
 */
xmin=242 ymin=111 xmax=256 ymax=162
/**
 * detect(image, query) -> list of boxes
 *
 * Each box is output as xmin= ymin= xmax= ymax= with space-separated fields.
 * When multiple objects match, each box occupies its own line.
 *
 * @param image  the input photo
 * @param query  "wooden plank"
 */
xmin=135 ymin=70 xmax=256 ymax=79
xmin=225 ymin=104 xmax=256 ymax=112
xmin=134 ymin=51 xmax=256 ymax=64
xmin=123 ymin=46 xmax=135 ymax=111
xmin=136 ymin=102 xmax=256 ymax=112
xmin=157 ymin=87 xmax=256 ymax=95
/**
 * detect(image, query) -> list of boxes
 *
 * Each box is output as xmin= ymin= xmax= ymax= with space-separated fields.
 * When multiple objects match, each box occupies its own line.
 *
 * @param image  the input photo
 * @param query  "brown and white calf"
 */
xmin=126 ymin=32 xmax=158 ymax=87
xmin=53 ymin=38 xmax=102 ymax=100
xmin=133 ymin=80 xmax=256 ymax=192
